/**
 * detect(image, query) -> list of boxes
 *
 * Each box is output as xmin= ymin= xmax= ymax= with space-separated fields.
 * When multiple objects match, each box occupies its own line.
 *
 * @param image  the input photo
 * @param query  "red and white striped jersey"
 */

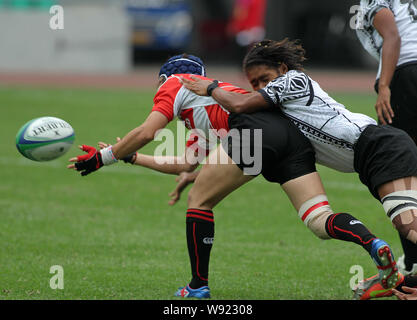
xmin=152 ymin=74 xmax=249 ymax=152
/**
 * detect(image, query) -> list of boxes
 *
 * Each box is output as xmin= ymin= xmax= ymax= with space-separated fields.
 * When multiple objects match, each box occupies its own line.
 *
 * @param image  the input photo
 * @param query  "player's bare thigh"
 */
xmin=187 ymin=146 xmax=254 ymax=210
xmin=281 ymin=172 xmax=327 ymax=212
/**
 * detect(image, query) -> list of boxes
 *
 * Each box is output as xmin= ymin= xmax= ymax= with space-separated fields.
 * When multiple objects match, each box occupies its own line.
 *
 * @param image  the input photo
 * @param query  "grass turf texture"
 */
xmin=0 ymin=86 xmax=400 ymax=300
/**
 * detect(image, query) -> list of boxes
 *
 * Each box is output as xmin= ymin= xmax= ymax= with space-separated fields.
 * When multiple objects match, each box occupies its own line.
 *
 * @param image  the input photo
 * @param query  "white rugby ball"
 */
xmin=16 ymin=116 xmax=75 ymax=161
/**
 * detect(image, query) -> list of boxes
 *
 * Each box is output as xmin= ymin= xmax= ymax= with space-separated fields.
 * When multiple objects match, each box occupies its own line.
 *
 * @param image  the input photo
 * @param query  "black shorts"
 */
xmin=376 ymin=62 xmax=417 ymax=144
xmin=354 ymin=124 xmax=417 ymax=200
xmin=224 ymin=109 xmax=316 ymax=184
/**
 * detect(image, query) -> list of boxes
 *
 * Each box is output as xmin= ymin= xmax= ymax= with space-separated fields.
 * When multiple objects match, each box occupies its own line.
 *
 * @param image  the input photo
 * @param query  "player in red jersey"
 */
xmin=68 ymin=54 xmax=399 ymax=299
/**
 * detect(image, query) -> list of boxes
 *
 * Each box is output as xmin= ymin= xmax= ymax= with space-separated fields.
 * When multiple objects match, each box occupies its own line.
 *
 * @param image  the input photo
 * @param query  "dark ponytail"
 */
xmin=243 ymin=38 xmax=306 ymax=72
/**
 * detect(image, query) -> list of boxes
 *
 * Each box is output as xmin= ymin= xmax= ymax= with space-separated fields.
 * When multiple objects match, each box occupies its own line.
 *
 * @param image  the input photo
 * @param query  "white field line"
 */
xmin=1 ymin=156 xmax=367 ymax=192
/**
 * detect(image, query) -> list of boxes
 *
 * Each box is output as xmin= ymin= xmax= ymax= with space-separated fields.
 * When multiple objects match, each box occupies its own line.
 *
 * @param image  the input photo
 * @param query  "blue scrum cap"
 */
xmin=159 ymin=54 xmax=206 ymax=81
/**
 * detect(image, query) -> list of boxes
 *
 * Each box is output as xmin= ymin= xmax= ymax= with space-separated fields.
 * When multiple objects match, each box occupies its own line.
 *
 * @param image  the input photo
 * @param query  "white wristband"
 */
xmin=100 ymin=146 xmax=118 ymax=166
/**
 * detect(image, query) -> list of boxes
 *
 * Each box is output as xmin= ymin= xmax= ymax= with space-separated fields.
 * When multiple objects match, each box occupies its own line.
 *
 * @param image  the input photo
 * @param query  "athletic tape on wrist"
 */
xmin=100 ymin=146 xmax=118 ymax=166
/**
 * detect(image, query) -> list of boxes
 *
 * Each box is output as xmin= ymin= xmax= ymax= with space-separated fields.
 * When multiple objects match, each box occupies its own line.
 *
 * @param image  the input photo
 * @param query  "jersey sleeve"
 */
xmin=151 ymin=77 xmax=182 ymax=122
xmin=361 ymin=0 xmax=391 ymax=28
xmin=258 ymin=70 xmax=312 ymax=107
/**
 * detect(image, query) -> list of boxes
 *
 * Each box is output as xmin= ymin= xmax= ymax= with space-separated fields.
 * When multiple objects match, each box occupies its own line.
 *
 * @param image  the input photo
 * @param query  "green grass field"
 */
xmin=0 ymin=86 xmax=400 ymax=300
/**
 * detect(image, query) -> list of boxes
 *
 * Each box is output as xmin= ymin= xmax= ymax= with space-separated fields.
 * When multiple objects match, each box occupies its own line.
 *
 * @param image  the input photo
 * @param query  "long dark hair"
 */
xmin=243 ymin=38 xmax=307 ymax=72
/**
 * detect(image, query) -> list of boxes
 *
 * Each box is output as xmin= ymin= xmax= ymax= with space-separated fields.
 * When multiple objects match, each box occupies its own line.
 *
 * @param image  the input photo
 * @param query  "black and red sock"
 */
xmin=325 ymin=213 xmax=376 ymax=254
xmin=186 ymin=208 xmax=214 ymax=289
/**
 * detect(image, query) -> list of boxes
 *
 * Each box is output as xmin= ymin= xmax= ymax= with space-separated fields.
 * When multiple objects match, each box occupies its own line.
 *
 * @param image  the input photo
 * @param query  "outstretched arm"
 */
xmin=181 ymin=76 xmax=269 ymax=113
xmin=98 ymin=138 xmax=200 ymax=175
xmin=112 ymin=111 xmax=169 ymax=159
xmin=68 ymin=111 xmax=169 ymax=176
xmin=134 ymin=153 xmax=199 ymax=175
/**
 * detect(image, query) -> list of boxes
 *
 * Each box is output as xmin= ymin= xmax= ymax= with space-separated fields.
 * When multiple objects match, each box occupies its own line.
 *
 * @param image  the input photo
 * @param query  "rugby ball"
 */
xmin=16 ymin=116 xmax=75 ymax=161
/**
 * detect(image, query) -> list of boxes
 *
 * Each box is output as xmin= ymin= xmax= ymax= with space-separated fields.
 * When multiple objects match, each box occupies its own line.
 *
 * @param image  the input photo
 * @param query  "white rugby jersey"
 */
xmin=356 ymin=0 xmax=417 ymax=80
xmin=259 ymin=70 xmax=377 ymax=173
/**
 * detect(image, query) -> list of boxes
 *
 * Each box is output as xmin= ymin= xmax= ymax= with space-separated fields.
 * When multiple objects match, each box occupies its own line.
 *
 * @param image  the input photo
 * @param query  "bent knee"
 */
xmin=187 ymin=186 xmax=215 ymax=209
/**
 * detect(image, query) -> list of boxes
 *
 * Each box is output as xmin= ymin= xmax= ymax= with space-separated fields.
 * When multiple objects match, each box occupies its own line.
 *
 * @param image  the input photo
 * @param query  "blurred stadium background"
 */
xmin=1 ymin=0 xmax=398 ymax=301
xmin=0 ymin=0 xmax=378 ymax=91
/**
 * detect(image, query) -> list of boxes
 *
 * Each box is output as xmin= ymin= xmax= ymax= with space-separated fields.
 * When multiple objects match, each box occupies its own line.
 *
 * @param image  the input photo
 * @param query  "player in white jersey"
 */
xmin=181 ymin=38 xmax=417 ymax=299
xmin=356 ymin=0 xmax=417 ymax=276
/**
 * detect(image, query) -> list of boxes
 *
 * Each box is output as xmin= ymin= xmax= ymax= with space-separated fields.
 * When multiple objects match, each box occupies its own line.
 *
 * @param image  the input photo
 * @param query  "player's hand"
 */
xmin=392 ymin=286 xmax=417 ymax=300
xmin=98 ymin=137 xmax=137 ymax=164
xmin=375 ymin=85 xmax=394 ymax=125
xmin=67 ymin=145 xmax=103 ymax=176
xmin=168 ymin=171 xmax=196 ymax=206
xmin=181 ymin=76 xmax=212 ymax=96
xmin=98 ymin=137 xmax=121 ymax=150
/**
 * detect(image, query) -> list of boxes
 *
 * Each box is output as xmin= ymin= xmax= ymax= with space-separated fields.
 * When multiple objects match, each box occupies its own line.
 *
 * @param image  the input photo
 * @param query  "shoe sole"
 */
xmin=376 ymin=245 xmax=398 ymax=289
